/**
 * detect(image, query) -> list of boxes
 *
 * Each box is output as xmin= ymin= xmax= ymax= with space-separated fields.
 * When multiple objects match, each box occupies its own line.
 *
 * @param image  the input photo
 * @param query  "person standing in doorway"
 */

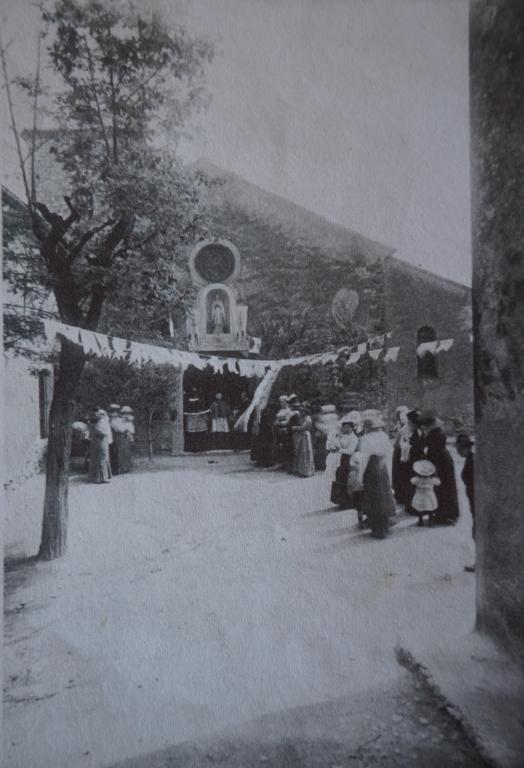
xmin=210 ymin=392 xmax=232 ymax=449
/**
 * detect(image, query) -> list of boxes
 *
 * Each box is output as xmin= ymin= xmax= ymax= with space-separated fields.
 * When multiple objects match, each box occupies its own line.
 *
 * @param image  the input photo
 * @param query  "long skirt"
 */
xmin=283 ymin=434 xmax=295 ymax=473
xmin=432 ymin=450 xmax=460 ymax=524
xmin=117 ymin=433 xmax=132 ymax=473
xmin=313 ymin=433 xmax=328 ymax=471
xmin=392 ymin=445 xmax=412 ymax=507
xmin=362 ymin=455 xmax=395 ymax=539
xmin=89 ymin=437 xmax=112 ymax=483
xmin=293 ymin=432 xmax=315 ymax=477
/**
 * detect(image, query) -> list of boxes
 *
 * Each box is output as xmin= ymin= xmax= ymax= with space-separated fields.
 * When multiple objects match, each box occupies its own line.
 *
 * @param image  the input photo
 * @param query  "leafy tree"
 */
xmin=1 ymin=0 xmax=214 ymax=559
xmin=75 ymin=358 xmax=180 ymax=461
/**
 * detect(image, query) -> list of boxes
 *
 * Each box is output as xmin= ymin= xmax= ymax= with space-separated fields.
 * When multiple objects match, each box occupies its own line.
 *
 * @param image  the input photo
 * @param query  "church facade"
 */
xmin=3 ymin=152 xmax=473 ymax=468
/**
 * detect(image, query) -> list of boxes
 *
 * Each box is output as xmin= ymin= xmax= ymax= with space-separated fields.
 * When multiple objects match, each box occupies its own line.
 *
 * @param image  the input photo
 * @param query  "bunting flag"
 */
xmin=44 ymin=319 xmax=456 ymax=381
xmin=234 ymin=366 xmax=282 ymax=432
xmin=384 ymin=346 xmax=400 ymax=362
xmin=416 ymin=338 xmax=454 ymax=357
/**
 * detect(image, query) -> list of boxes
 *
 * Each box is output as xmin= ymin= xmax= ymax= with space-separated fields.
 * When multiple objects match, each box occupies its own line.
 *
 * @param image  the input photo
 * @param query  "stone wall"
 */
xmin=383 ymin=256 xmax=473 ymax=431
xmin=470 ymin=0 xmax=524 ymax=662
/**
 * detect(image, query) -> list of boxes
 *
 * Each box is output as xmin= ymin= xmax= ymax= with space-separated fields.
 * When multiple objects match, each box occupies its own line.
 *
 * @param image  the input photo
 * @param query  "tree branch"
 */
xmin=0 ymin=32 xmax=32 ymax=206
xmin=85 ymin=42 xmax=112 ymax=163
xmin=68 ymin=217 xmax=115 ymax=265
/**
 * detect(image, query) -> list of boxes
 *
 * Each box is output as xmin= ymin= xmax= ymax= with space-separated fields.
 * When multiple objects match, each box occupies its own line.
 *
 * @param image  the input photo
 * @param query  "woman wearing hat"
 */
xmin=274 ymin=395 xmax=293 ymax=468
xmin=312 ymin=404 xmax=339 ymax=471
xmin=357 ymin=413 xmax=395 ymax=538
xmin=88 ymin=409 xmax=112 ymax=484
xmin=392 ymin=405 xmax=413 ymax=511
xmin=108 ymin=404 xmax=128 ymax=475
xmin=291 ymin=402 xmax=315 ymax=478
xmin=327 ymin=412 xmax=359 ymax=507
xmin=119 ymin=406 xmax=135 ymax=473
xmin=418 ymin=411 xmax=459 ymax=525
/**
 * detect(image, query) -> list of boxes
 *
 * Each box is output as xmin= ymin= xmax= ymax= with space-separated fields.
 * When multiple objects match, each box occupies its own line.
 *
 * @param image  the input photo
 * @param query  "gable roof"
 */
xmin=192 ymin=160 xmax=396 ymax=264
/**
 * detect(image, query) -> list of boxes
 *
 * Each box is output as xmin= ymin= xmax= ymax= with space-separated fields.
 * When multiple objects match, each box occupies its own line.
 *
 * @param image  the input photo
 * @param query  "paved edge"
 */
xmin=395 ymin=645 xmax=499 ymax=768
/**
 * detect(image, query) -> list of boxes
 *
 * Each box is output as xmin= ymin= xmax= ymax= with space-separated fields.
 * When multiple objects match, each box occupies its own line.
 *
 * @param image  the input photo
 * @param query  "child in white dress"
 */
xmin=411 ymin=460 xmax=441 ymax=527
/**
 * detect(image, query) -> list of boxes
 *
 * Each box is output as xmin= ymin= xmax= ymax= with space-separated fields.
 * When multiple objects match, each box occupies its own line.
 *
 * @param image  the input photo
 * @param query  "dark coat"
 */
xmin=423 ymin=426 xmax=460 ymax=523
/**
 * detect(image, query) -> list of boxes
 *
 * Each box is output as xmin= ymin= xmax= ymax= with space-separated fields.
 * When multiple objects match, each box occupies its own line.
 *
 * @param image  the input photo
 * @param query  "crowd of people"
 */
xmin=72 ymin=404 xmax=135 ymax=484
xmin=71 ymin=388 xmax=475 ymax=551
xmin=248 ymin=395 xmax=474 ymax=543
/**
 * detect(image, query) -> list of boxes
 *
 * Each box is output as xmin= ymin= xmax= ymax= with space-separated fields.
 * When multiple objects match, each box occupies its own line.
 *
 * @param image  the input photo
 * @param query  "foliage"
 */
xmin=4 ymin=0 xmax=215 ymax=338
xmin=74 ymin=357 xmax=180 ymax=457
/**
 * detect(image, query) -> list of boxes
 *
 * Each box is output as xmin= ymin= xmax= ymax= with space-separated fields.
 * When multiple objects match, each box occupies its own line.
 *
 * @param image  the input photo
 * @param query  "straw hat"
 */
xmin=120 ymin=406 xmax=133 ymax=414
xmin=320 ymin=404 xmax=337 ymax=414
xmin=362 ymin=414 xmax=385 ymax=431
xmin=413 ymin=460 xmax=436 ymax=477
xmin=108 ymin=403 xmax=121 ymax=412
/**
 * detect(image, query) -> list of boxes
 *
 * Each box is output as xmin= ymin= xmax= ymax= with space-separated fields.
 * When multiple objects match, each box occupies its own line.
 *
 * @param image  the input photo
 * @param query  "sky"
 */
xmin=1 ymin=0 xmax=471 ymax=284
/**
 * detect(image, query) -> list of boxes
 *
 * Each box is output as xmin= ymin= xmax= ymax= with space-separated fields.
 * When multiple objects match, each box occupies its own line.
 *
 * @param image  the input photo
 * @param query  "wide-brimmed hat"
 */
xmin=287 ymin=393 xmax=298 ymax=404
xmin=340 ymin=414 xmax=356 ymax=426
xmin=413 ymin=459 xmax=436 ymax=476
xmin=418 ymin=410 xmax=438 ymax=427
xmin=396 ymin=405 xmax=409 ymax=415
xmin=278 ymin=395 xmax=289 ymax=403
xmin=108 ymin=403 xmax=121 ymax=412
xmin=407 ymin=408 xmax=421 ymax=423
xmin=362 ymin=414 xmax=385 ymax=431
xmin=120 ymin=406 xmax=133 ymax=414
xmin=320 ymin=404 xmax=337 ymax=414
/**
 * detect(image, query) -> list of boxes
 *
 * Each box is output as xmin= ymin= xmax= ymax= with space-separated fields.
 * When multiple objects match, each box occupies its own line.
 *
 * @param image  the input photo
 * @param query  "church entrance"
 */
xmin=183 ymin=364 xmax=259 ymax=452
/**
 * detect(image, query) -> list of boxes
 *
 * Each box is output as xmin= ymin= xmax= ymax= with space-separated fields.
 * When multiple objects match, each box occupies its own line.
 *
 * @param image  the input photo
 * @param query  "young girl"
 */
xmin=411 ymin=460 xmax=441 ymax=526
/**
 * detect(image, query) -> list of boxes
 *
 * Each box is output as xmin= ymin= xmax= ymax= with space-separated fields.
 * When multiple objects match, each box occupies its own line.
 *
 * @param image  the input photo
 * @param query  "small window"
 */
xmin=417 ymin=326 xmax=438 ymax=379
xmin=38 ymin=369 xmax=52 ymax=438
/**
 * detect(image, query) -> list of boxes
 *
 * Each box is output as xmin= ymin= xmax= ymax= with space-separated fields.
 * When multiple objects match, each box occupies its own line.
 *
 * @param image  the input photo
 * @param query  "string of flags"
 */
xmin=43 ymin=320 xmax=457 ymax=377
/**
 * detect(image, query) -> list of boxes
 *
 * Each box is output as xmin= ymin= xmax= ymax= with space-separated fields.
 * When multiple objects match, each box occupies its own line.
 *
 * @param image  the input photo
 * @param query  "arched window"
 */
xmin=417 ymin=326 xmax=438 ymax=379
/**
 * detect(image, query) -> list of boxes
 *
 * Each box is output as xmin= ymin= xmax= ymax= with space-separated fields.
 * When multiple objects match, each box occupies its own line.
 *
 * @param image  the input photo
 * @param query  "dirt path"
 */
xmin=4 ymin=453 xmax=476 ymax=768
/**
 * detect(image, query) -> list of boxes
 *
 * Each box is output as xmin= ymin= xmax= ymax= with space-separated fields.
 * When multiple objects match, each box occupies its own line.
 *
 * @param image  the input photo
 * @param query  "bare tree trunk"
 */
xmin=38 ymin=339 xmax=85 ymax=561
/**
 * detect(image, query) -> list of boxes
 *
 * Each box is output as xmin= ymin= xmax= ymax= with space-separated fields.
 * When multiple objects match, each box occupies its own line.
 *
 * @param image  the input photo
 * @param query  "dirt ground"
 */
xmin=4 ymin=452 xmax=479 ymax=768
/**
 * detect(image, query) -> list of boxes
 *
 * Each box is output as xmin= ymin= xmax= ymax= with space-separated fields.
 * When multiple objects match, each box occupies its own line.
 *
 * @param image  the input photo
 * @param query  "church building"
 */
xmin=3 ymin=150 xmax=473 ymax=467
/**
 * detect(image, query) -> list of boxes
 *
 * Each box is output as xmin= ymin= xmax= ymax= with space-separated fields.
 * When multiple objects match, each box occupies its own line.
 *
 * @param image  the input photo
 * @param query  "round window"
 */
xmin=194 ymin=244 xmax=236 ymax=283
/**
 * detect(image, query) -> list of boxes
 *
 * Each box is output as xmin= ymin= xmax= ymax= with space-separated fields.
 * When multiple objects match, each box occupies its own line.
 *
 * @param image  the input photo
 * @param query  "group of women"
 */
xmin=326 ymin=409 xmax=395 ymax=539
xmin=73 ymin=404 xmax=135 ymax=484
xmin=320 ymin=404 xmax=461 ymax=539
xmin=392 ymin=406 xmax=460 ymax=525
xmin=252 ymin=394 xmax=316 ymax=477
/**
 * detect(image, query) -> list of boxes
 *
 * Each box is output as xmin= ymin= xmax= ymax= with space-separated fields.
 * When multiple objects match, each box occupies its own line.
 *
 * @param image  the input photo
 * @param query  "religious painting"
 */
xmin=206 ymin=288 xmax=231 ymax=335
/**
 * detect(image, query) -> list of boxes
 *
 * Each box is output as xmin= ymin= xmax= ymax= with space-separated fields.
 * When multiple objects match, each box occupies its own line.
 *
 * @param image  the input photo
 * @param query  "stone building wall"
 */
xmin=470 ymin=0 xmax=524 ymax=662
xmin=383 ymin=256 xmax=474 ymax=431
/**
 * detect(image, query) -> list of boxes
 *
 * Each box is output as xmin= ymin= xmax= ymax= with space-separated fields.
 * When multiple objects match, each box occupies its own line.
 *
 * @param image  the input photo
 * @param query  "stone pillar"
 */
xmin=169 ymin=366 xmax=185 ymax=455
xmin=470 ymin=0 xmax=524 ymax=660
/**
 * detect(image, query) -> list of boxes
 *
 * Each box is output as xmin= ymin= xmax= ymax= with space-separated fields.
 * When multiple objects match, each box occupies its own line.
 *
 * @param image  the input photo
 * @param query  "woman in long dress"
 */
xmin=326 ymin=412 xmax=360 ymax=507
xmin=88 ymin=409 xmax=112 ymax=484
xmin=119 ymin=406 xmax=135 ymax=473
xmin=418 ymin=411 xmax=459 ymax=525
xmin=392 ymin=405 xmax=413 ymax=509
xmin=291 ymin=404 xmax=315 ymax=478
xmin=357 ymin=413 xmax=395 ymax=538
